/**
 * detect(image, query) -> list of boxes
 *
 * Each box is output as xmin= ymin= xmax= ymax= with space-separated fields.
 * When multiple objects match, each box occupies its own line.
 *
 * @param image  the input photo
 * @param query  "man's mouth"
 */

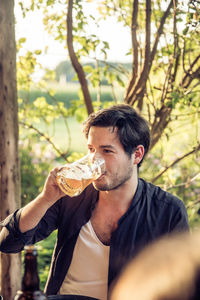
xmin=96 ymin=172 xmax=106 ymax=181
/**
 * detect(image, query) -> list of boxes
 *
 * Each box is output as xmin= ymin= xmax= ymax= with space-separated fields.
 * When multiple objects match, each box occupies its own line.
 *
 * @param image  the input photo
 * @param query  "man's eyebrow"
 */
xmin=87 ymin=144 xmax=116 ymax=150
xmin=99 ymin=145 xmax=115 ymax=149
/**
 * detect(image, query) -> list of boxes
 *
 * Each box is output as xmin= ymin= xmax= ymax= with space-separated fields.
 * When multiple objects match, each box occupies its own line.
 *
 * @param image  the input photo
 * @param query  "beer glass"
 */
xmin=56 ymin=154 xmax=105 ymax=197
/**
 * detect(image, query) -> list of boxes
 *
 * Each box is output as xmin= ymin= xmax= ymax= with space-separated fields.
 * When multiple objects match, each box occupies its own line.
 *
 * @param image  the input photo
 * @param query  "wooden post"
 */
xmin=0 ymin=0 xmax=21 ymax=299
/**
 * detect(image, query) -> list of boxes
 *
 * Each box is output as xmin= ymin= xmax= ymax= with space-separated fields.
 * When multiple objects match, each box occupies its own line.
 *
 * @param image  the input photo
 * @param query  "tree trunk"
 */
xmin=67 ymin=0 xmax=94 ymax=115
xmin=0 ymin=0 xmax=21 ymax=299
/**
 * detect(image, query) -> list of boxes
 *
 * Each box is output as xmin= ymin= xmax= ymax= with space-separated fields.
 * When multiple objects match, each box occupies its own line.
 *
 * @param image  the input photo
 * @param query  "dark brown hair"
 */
xmin=83 ymin=104 xmax=150 ymax=166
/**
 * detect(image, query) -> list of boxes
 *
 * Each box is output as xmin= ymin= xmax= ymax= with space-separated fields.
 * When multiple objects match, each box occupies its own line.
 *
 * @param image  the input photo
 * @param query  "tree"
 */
xmin=66 ymin=0 xmax=200 ymax=148
xmin=19 ymin=0 xmax=199 ymax=168
xmin=0 ymin=0 xmax=21 ymax=299
xmin=66 ymin=0 xmax=200 ymax=187
xmin=21 ymin=0 xmax=199 ymax=146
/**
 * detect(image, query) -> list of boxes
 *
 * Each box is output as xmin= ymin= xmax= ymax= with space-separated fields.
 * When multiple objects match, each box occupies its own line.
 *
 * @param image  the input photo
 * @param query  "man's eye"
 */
xmin=104 ymin=149 xmax=112 ymax=153
xmin=88 ymin=148 xmax=95 ymax=153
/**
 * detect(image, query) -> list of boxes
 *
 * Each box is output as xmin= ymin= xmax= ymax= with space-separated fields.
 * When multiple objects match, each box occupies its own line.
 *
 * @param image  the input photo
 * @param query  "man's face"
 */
xmin=87 ymin=126 xmax=135 ymax=191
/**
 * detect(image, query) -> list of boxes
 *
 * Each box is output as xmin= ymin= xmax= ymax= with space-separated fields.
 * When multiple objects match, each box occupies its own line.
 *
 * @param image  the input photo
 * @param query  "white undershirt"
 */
xmin=59 ymin=220 xmax=110 ymax=300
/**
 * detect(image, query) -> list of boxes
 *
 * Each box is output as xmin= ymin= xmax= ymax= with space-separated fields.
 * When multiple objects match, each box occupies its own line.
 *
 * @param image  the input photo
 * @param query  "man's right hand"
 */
xmin=40 ymin=167 xmax=66 ymax=206
xmin=19 ymin=167 xmax=66 ymax=233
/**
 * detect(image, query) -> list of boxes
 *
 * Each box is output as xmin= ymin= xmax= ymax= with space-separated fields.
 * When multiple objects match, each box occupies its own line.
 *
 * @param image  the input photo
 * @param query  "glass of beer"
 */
xmin=56 ymin=154 xmax=105 ymax=197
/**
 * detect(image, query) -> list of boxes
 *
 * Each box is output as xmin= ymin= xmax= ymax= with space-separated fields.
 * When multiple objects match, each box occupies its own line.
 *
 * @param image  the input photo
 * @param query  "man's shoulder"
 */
xmin=139 ymin=179 xmax=189 ymax=231
xmin=139 ymin=178 xmax=185 ymax=210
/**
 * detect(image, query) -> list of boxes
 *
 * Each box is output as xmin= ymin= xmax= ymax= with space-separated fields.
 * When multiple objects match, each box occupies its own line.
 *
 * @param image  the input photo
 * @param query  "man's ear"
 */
xmin=133 ymin=145 xmax=144 ymax=165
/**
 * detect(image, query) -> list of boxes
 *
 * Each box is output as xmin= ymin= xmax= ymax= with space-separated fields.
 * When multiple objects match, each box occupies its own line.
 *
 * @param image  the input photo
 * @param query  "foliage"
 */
xmin=18 ymin=86 xmax=117 ymax=108
xmin=20 ymin=140 xmax=55 ymax=206
xmin=141 ymin=140 xmax=200 ymax=228
xmin=17 ymin=0 xmax=200 ymax=142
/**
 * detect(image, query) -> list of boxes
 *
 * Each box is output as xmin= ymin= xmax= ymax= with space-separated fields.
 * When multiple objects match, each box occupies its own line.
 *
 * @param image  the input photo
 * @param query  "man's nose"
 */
xmin=89 ymin=152 xmax=103 ymax=163
xmin=90 ymin=152 xmax=97 ymax=163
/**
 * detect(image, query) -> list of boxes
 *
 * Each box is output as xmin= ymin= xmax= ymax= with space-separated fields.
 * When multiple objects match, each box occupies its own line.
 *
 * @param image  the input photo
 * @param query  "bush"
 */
xmin=20 ymin=140 xmax=55 ymax=206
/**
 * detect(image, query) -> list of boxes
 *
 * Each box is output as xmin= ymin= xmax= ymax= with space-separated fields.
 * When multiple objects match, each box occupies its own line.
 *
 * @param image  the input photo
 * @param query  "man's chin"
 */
xmin=92 ymin=181 xmax=109 ymax=191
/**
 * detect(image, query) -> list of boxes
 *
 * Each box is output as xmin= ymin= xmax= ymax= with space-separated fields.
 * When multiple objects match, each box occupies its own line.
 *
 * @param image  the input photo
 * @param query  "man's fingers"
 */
xmin=50 ymin=167 xmax=60 ymax=179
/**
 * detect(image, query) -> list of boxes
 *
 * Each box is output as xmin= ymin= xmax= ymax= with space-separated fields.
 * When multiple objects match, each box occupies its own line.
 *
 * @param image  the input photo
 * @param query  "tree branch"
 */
xmin=124 ymin=0 xmax=139 ymax=99
xmin=19 ymin=121 xmax=68 ymax=161
xmin=44 ymin=89 xmax=72 ymax=153
xmin=144 ymin=0 xmax=151 ymax=72
xmin=182 ymin=65 xmax=200 ymax=89
xmin=181 ymin=54 xmax=200 ymax=86
xmin=166 ymin=172 xmax=200 ymax=191
xmin=67 ymin=0 xmax=93 ymax=115
xmin=124 ymin=0 xmax=151 ymax=107
xmin=150 ymin=0 xmax=174 ymax=67
xmin=150 ymin=105 xmax=172 ymax=149
xmin=152 ymin=144 xmax=200 ymax=183
xmin=132 ymin=0 xmax=139 ymax=79
xmin=171 ymin=0 xmax=181 ymax=84
xmin=136 ymin=0 xmax=151 ymax=110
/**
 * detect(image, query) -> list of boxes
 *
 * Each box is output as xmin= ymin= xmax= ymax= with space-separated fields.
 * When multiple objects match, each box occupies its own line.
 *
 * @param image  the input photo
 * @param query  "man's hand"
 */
xmin=40 ymin=167 xmax=66 ymax=206
xmin=19 ymin=167 xmax=66 ymax=233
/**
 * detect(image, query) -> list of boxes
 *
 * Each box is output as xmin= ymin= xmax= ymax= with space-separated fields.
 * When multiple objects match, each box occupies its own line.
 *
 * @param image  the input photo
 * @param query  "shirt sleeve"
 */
xmin=0 ymin=200 xmax=61 ymax=253
xmin=170 ymin=199 xmax=189 ymax=232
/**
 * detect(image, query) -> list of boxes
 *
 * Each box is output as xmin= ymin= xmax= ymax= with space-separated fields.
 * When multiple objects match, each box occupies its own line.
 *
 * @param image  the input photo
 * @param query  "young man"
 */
xmin=0 ymin=104 xmax=189 ymax=299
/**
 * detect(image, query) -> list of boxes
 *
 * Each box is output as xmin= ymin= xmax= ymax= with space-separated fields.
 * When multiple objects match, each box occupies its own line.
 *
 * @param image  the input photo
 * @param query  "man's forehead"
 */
xmin=87 ymin=126 xmax=120 ymax=146
xmin=88 ymin=125 xmax=117 ymax=134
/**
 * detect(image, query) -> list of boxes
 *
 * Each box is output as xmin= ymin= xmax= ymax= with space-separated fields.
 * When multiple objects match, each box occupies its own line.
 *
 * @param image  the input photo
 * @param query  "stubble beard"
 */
xmin=92 ymin=164 xmax=133 ymax=192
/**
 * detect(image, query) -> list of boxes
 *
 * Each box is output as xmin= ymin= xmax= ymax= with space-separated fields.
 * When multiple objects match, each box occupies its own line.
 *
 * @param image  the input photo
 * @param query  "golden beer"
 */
xmin=56 ymin=155 xmax=105 ymax=197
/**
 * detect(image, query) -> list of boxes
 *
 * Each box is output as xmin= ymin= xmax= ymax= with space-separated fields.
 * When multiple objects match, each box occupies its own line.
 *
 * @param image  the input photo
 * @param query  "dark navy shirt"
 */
xmin=0 ymin=178 xmax=189 ymax=295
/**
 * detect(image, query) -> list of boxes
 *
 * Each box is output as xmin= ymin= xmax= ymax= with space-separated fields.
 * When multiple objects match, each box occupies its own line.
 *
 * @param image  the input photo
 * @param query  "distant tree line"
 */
xmin=55 ymin=60 xmax=132 ymax=85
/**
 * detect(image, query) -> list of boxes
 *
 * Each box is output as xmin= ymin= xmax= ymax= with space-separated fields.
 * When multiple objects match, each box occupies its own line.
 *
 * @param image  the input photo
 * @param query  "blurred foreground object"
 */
xmin=47 ymin=295 xmax=99 ymax=299
xmin=14 ymin=246 xmax=47 ymax=300
xmin=110 ymin=231 xmax=200 ymax=300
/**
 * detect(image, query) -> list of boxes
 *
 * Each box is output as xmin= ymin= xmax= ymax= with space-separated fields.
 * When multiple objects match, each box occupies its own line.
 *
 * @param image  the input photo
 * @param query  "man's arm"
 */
xmin=0 ymin=167 xmax=65 ymax=252
xmin=19 ymin=167 xmax=65 ymax=233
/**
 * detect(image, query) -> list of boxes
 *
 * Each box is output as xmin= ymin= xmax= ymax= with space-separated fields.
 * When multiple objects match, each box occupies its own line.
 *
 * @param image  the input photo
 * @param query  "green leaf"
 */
xmin=34 ymin=50 xmax=42 ymax=55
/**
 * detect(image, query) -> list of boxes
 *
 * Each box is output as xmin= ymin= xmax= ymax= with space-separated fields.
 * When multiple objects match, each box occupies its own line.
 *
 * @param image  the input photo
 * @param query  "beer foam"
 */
xmin=61 ymin=164 xmax=93 ymax=180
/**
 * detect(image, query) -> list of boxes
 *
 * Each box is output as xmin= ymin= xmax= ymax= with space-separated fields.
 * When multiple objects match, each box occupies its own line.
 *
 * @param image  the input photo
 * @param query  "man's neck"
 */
xmin=90 ymin=174 xmax=138 ymax=245
xmin=99 ymin=174 xmax=138 ymax=211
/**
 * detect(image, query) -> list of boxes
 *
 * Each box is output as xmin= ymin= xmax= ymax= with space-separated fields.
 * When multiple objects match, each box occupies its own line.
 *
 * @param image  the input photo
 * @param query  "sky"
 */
xmin=14 ymin=1 xmax=132 ymax=70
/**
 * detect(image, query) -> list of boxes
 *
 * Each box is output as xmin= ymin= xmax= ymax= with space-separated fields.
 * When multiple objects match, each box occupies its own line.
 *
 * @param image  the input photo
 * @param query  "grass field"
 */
xmin=19 ymin=82 xmax=124 ymax=108
xmin=19 ymin=82 xmax=125 ymax=155
xmin=46 ymin=117 xmax=88 ymax=153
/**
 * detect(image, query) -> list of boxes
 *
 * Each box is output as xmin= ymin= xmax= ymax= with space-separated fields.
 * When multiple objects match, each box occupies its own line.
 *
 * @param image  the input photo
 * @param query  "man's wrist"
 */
xmin=36 ymin=192 xmax=55 ymax=209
